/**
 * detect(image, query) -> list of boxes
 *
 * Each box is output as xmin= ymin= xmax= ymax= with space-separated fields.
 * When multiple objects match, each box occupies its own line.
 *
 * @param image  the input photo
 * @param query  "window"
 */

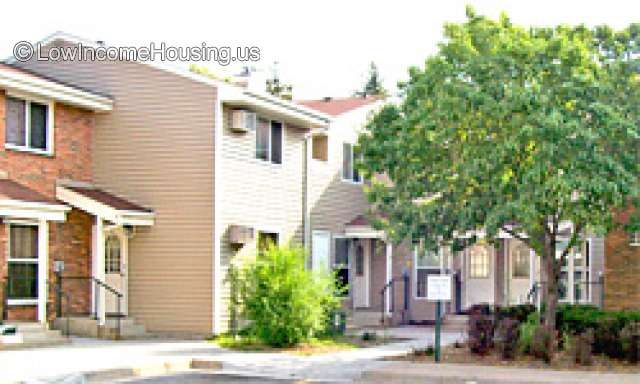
xmin=631 ymin=232 xmax=640 ymax=247
xmin=311 ymin=231 xmax=330 ymax=271
xmin=5 ymin=96 xmax=52 ymax=154
xmin=7 ymin=224 xmax=39 ymax=300
xmin=312 ymin=134 xmax=328 ymax=161
xmin=415 ymin=246 xmax=441 ymax=298
xmin=256 ymin=118 xmax=283 ymax=164
xmin=342 ymin=143 xmax=362 ymax=183
xmin=105 ymin=235 xmax=121 ymax=274
xmin=257 ymin=231 xmax=279 ymax=253
xmin=333 ymin=238 xmax=349 ymax=295
xmin=469 ymin=245 xmax=490 ymax=278
xmin=511 ymin=243 xmax=530 ymax=278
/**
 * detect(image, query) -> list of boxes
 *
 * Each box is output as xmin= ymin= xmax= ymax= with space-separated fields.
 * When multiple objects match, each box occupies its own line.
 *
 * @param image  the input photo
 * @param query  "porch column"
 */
xmin=529 ymin=249 xmax=536 ymax=291
xmin=37 ymin=219 xmax=48 ymax=324
xmin=92 ymin=216 xmax=106 ymax=325
xmin=385 ymin=242 xmax=392 ymax=315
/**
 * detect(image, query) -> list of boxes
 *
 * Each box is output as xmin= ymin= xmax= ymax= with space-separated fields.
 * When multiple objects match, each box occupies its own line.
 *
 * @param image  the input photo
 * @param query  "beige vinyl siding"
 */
xmin=218 ymin=106 xmax=307 ymax=330
xmin=16 ymin=42 xmax=216 ymax=333
xmin=308 ymin=109 xmax=371 ymax=258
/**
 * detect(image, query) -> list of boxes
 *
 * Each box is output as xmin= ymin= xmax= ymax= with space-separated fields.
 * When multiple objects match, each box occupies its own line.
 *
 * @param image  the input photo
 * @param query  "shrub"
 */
xmin=237 ymin=244 xmax=341 ymax=347
xmin=593 ymin=316 xmax=624 ymax=358
xmin=531 ymin=325 xmax=555 ymax=363
xmin=495 ymin=318 xmax=520 ymax=359
xmin=517 ymin=312 xmax=539 ymax=355
xmin=413 ymin=345 xmax=435 ymax=356
xmin=362 ymin=331 xmax=377 ymax=342
xmin=468 ymin=306 xmax=494 ymax=355
xmin=620 ymin=321 xmax=640 ymax=363
xmin=568 ymin=330 xmax=594 ymax=366
xmin=496 ymin=304 xmax=536 ymax=323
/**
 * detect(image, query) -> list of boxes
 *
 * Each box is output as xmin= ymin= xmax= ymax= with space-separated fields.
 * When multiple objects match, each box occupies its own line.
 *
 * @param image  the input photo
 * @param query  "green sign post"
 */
xmin=427 ymin=274 xmax=451 ymax=363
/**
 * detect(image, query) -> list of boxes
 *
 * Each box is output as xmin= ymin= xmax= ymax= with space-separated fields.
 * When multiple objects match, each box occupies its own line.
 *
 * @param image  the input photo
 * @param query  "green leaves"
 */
xmin=234 ymin=245 xmax=341 ymax=347
xmin=358 ymin=11 xmax=640 ymax=255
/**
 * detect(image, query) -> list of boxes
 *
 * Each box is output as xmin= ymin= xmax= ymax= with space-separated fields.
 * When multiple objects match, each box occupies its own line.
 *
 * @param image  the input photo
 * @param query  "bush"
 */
xmin=468 ymin=306 xmax=494 ymax=355
xmin=237 ymin=244 xmax=341 ymax=347
xmin=517 ymin=311 xmax=539 ymax=355
xmin=496 ymin=304 xmax=536 ymax=323
xmin=531 ymin=325 xmax=555 ymax=363
xmin=620 ymin=321 xmax=640 ymax=363
xmin=495 ymin=318 xmax=520 ymax=359
xmin=568 ymin=330 xmax=594 ymax=366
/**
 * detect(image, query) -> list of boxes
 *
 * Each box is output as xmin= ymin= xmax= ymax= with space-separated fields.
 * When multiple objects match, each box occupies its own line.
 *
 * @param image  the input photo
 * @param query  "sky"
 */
xmin=0 ymin=1 xmax=638 ymax=100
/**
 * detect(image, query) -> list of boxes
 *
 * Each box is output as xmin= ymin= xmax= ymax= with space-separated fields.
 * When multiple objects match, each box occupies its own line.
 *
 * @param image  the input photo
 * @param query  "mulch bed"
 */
xmin=389 ymin=344 xmax=640 ymax=373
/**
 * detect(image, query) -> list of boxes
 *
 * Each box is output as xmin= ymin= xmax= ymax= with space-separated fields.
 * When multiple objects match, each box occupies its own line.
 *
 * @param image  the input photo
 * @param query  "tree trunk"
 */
xmin=542 ymin=233 xmax=558 ymax=357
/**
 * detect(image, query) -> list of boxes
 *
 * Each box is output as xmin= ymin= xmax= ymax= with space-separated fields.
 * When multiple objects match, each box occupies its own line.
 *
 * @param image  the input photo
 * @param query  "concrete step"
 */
xmin=443 ymin=314 xmax=468 ymax=331
xmin=0 ymin=322 xmax=68 ymax=348
xmin=348 ymin=310 xmax=384 ymax=327
xmin=54 ymin=316 xmax=147 ymax=339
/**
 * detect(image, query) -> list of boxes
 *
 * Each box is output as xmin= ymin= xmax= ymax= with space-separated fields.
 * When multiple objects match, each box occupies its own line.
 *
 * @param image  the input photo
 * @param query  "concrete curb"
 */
xmin=23 ymin=358 xmax=223 ymax=384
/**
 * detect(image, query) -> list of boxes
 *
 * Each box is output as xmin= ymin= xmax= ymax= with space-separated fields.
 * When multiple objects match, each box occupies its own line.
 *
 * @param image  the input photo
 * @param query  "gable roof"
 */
xmin=298 ymin=96 xmax=379 ymax=116
xmin=0 ymin=63 xmax=113 ymax=112
xmin=8 ymin=32 xmax=328 ymax=126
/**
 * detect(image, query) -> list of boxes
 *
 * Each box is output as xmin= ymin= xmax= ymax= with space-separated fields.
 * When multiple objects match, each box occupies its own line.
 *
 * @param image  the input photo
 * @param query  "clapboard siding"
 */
xmin=16 ymin=41 xmax=216 ymax=333
xmin=218 ymin=106 xmax=306 ymax=329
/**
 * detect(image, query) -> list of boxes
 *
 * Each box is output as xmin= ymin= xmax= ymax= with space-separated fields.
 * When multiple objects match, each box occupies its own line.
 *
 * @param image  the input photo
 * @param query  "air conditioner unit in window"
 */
xmin=229 ymin=224 xmax=255 ymax=245
xmin=230 ymin=109 xmax=257 ymax=133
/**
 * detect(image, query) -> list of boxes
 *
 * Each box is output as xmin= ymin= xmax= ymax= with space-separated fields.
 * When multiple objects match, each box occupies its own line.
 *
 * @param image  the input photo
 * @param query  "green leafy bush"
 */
xmin=237 ymin=244 xmax=341 ymax=347
xmin=496 ymin=304 xmax=536 ymax=323
xmin=517 ymin=312 xmax=539 ymax=355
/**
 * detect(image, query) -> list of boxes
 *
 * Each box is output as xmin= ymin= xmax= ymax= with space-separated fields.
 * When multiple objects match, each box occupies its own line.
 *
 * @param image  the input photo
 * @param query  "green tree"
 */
xmin=355 ymin=61 xmax=387 ymax=97
xmin=358 ymin=6 xmax=640 ymax=350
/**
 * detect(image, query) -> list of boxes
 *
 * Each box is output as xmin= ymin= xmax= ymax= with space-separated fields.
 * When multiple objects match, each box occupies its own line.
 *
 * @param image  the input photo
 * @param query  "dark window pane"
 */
xmin=256 ymin=118 xmax=269 ymax=161
xmin=8 ymin=263 xmax=38 ymax=299
xmin=342 ymin=143 xmax=352 ymax=179
xmin=416 ymin=268 xmax=440 ymax=298
xmin=270 ymin=121 xmax=282 ymax=164
xmin=257 ymin=231 xmax=278 ymax=253
xmin=29 ymin=102 xmax=48 ymax=150
xmin=334 ymin=238 xmax=349 ymax=266
xmin=352 ymin=147 xmax=361 ymax=182
xmin=6 ymin=97 xmax=26 ymax=146
xmin=105 ymin=235 xmax=121 ymax=274
xmin=335 ymin=268 xmax=349 ymax=296
xmin=10 ymin=225 xmax=38 ymax=259
xmin=355 ymin=244 xmax=364 ymax=276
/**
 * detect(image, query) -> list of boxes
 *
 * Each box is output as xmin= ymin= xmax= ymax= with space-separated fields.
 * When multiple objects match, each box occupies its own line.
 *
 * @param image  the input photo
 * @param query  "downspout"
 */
xmin=212 ymin=91 xmax=224 ymax=334
xmin=303 ymin=132 xmax=312 ymax=263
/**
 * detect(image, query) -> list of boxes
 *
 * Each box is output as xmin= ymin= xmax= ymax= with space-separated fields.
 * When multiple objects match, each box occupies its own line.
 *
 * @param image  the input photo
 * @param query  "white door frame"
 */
xmin=353 ymin=238 xmax=370 ymax=308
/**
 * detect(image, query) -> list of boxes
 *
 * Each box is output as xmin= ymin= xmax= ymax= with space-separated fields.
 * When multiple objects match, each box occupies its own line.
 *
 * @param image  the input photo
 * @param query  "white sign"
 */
xmin=427 ymin=275 xmax=452 ymax=301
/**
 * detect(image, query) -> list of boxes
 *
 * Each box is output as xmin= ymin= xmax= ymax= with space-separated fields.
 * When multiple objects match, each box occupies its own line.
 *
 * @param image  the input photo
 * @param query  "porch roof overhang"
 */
xmin=57 ymin=185 xmax=154 ymax=226
xmin=0 ymin=179 xmax=69 ymax=221
xmin=344 ymin=215 xmax=386 ymax=239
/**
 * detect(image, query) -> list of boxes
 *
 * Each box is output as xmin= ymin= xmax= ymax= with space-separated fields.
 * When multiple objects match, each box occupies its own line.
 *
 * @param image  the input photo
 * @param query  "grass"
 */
xmin=209 ymin=333 xmax=396 ymax=356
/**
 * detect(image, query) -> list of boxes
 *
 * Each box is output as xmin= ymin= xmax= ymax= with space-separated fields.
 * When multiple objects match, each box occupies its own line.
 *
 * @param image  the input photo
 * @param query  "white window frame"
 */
xmin=255 ymin=117 xmax=285 ymax=165
xmin=341 ymin=142 xmax=362 ymax=184
xmin=630 ymin=232 xmax=640 ymax=247
xmin=510 ymin=242 xmax=530 ymax=279
xmin=333 ymin=235 xmax=350 ymax=297
xmin=7 ymin=221 xmax=39 ymax=306
xmin=5 ymin=92 xmax=55 ymax=156
xmin=468 ymin=245 xmax=491 ymax=279
xmin=255 ymin=227 xmax=282 ymax=252
xmin=413 ymin=246 xmax=442 ymax=299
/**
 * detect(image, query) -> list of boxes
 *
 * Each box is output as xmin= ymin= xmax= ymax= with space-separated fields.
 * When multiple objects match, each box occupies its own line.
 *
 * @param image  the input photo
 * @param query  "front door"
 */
xmin=353 ymin=239 xmax=370 ymax=308
xmin=104 ymin=234 xmax=125 ymax=315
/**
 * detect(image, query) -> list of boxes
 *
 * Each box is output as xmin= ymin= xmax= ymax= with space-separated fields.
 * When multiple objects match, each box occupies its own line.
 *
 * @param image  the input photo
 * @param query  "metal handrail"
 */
xmin=55 ymin=274 xmax=123 ymax=339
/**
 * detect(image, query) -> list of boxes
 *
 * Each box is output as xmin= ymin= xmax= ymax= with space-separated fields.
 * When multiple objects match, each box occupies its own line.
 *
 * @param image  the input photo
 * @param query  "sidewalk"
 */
xmin=0 ymin=328 xmax=462 ymax=383
xmin=360 ymin=362 xmax=640 ymax=383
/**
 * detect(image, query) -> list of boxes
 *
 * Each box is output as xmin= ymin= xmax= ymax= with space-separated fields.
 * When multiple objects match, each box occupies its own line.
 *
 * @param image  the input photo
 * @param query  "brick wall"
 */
xmin=0 ymin=90 xmax=95 ymax=322
xmin=604 ymin=207 xmax=640 ymax=311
